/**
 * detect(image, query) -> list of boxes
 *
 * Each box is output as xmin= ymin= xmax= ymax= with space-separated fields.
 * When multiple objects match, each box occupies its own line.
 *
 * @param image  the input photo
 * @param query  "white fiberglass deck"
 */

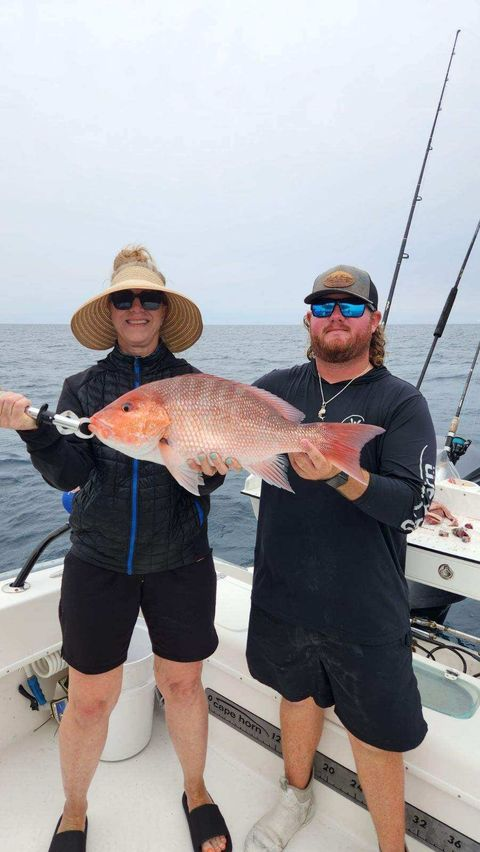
xmin=0 ymin=704 xmax=376 ymax=852
xmin=1 ymin=563 xmax=479 ymax=852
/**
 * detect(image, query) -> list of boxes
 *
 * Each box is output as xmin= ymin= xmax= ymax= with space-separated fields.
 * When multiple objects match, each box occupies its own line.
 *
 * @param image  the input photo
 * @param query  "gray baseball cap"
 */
xmin=304 ymin=265 xmax=378 ymax=309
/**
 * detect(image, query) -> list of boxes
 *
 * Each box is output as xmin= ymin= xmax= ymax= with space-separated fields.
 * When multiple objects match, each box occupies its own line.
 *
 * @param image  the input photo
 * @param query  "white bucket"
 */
xmin=101 ymin=622 xmax=155 ymax=762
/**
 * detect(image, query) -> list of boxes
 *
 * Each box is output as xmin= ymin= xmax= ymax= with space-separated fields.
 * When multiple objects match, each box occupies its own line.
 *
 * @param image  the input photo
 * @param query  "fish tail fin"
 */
xmin=303 ymin=423 xmax=384 ymax=483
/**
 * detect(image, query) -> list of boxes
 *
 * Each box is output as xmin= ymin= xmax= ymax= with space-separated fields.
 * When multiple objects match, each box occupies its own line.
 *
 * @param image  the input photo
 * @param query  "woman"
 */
xmin=0 ymin=246 xmax=232 ymax=852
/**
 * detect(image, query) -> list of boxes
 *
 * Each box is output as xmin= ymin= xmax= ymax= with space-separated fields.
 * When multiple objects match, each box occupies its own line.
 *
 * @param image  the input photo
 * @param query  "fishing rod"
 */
xmin=382 ymin=29 xmax=461 ymax=327
xmin=416 ymin=218 xmax=480 ymax=390
xmin=443 ymin=337 xmax=480 ymax=463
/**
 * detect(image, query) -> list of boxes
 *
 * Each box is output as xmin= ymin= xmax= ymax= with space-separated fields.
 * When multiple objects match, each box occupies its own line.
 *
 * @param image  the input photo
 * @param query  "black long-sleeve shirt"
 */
xmin=252 ymin=362 xmax=436 ymax=644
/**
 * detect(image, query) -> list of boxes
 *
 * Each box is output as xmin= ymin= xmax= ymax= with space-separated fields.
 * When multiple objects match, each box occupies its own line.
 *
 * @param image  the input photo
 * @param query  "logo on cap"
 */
xmin=323 ymin=271 xmax=355 ymax=288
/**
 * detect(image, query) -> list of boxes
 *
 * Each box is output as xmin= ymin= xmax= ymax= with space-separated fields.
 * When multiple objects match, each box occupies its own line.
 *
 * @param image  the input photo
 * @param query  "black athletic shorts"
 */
xmin=59 ymin=551 xmax=219 ymax=675
xmin=246 ymin=605 xmax=427 ymax=753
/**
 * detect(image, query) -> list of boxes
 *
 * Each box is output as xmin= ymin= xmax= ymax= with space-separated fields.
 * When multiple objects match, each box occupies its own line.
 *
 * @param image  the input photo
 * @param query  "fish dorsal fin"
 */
xmin=246 ymin=385 xmax=305 ymax=423
xmin=159 ymin=441 xmax=204 ymax=496
xmin=245 ymin=454 xmax=294 ymax=493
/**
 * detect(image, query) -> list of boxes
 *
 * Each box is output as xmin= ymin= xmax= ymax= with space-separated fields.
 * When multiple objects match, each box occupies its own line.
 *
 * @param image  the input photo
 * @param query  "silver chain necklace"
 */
xmin=317 ymin=365 xmax=371 ymax=421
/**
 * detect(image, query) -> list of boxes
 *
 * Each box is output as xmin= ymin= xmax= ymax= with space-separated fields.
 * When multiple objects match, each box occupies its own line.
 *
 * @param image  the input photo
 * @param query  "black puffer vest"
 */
xmin=58 ymin=343 xmax=216 ymax=574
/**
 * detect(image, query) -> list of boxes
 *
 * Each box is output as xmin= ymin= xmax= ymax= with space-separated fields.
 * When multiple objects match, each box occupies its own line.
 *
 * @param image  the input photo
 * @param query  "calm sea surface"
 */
xmin=1 ymin=323 xmax=479 ymax=634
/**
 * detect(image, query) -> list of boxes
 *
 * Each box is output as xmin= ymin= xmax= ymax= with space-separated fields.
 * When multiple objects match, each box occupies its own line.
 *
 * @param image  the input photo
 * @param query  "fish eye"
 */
xmin=122 ymin=403 xmax=132 ymax=412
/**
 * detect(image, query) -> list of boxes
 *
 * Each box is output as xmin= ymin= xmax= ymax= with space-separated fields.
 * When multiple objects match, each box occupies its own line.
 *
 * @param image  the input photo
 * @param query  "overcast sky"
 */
xmin=2 ymin=0 xmax=479 ymax=324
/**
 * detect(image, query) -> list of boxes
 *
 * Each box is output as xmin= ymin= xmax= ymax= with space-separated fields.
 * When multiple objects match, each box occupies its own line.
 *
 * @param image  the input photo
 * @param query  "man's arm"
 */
xmin=291 ymin=394 xmax=436 ymax=533
xmin=17 ymin=378 xmax=95 ymax=491
xmin=289 ymin=445 xmax=370 ymax=499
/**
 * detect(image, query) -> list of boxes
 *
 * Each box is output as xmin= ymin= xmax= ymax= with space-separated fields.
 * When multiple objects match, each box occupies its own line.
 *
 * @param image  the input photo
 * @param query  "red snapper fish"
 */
xmin=88 ymin=373 xmax=384 ymax=495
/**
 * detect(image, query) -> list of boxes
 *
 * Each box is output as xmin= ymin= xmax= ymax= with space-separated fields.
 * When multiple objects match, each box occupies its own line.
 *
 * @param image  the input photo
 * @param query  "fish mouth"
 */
xmin=88 ymin=415 xmax=152 ymax=450
xmin=88 ymin=416 xmax=114 ymax=440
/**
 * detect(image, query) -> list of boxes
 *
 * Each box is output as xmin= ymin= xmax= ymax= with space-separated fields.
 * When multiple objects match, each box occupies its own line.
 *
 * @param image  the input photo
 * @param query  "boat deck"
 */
xmin=0 ymin=704 xmax=379 ymax=852
xmin=1 ymin=566 xmax=478 ymax=851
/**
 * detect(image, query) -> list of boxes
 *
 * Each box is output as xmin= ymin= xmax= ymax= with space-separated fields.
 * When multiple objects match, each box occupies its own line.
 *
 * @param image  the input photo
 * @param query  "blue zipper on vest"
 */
xmin=194 ymin=498 xmax=204 ymax=526
xmin=127 ymin=358 xmax=141 ymax=574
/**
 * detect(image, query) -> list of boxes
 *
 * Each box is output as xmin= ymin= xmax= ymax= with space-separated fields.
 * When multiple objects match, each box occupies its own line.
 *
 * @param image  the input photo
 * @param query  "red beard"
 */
xmin=310 ymin=324 xmax=373 ymax=363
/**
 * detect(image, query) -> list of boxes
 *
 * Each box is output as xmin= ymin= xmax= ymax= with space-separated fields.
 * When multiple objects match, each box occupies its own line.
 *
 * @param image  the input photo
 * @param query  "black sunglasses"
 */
xmin=109 ymin=289 xmax=166 ymax=311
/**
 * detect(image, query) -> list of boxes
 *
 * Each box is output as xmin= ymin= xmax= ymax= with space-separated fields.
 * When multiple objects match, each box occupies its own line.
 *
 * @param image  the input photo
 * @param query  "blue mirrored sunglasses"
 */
xmin=311 ymin=300 xmax=369 ymax=318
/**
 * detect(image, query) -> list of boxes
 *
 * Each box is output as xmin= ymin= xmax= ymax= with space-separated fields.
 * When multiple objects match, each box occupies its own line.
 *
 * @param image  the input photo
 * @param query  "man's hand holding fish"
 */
xmin=289 ymin=437 xmax=371 ymax=501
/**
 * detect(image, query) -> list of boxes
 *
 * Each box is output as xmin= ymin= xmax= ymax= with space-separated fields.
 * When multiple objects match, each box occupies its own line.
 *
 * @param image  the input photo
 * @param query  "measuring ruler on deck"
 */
xmin=206 ymin=689 xmax=479 ymax=852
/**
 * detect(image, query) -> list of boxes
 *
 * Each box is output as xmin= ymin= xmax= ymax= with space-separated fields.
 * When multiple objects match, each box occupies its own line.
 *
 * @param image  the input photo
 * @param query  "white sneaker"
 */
xmin=244 ymin=774 xmax=315 ymax=851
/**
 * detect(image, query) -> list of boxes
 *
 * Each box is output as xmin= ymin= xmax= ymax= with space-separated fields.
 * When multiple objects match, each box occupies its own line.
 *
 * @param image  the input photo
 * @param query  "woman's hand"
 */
xmin=0 ymin=391 xmax=38 ymax=431
xmin=288 ymin=439 xmax=338 ymax=481
xmin=187 ymin=453 xmax=242 ymax=477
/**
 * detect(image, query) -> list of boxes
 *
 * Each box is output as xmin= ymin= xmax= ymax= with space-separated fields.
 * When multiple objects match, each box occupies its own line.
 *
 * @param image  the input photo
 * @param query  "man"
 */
xmin=0 ymin=246 xmax=231 ymax=852
xmin=244 ymin=265 xmax=436 ymax=852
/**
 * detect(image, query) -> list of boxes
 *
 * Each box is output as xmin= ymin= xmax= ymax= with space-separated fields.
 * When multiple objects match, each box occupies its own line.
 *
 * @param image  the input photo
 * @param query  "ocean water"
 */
xmin=1 ymin=323 xmax=479 ymax=634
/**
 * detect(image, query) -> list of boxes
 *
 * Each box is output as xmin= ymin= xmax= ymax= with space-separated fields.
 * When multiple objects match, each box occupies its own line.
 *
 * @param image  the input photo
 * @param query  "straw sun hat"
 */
xmin=70 ymin=263 xmax=203 ymax=352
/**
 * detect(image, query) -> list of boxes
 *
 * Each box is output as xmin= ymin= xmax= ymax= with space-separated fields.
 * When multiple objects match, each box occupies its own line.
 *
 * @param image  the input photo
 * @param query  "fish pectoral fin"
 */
xmin=245 ymin=455 xmax=294 ymax=493
xmin=140 ymin=445 xmax=167 ymax=464
xmin=160 ymin=441 xmax=204 ymax=495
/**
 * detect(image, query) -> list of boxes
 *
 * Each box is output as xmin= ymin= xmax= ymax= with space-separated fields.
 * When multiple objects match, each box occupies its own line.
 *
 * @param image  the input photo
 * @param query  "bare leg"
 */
xmin=348 ymin=732 xmax=406 ymax=852
xmin=281 ymin=697 xmax=324 ymax=788
xmin=57 ymin=665 xmax=123 ymax=833
xmin=244 ymin=697 xmax=322 ymax=851
xmin=154 ymin=656 xmax=227 ymax=852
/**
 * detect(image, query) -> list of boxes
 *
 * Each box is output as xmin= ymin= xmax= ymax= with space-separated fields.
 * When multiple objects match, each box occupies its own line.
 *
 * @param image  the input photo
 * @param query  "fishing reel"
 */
xmin=447 ymin=435 xmax=471 ymax=466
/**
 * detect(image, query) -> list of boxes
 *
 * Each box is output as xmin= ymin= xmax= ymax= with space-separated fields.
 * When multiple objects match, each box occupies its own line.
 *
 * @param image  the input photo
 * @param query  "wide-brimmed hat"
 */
xmin=70 ymin=263 xmax=203 ymax=352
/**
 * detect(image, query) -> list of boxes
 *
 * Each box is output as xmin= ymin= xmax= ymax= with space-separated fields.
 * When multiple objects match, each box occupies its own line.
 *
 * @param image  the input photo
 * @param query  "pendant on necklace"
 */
xmin=318 ymin=405 xmax=326 ymax=421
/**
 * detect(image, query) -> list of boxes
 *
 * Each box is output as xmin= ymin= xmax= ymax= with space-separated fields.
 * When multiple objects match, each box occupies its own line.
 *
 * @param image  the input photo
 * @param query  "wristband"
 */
xmin=324 ymin=470 xmax=349 ymax=489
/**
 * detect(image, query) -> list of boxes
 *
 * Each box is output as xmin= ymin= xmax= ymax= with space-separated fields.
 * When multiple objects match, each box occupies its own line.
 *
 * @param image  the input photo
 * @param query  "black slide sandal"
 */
xmin=182 ymin=793 xmax=232 ymax=851
xmin=48 ymin=816 xmax=88 ymax=851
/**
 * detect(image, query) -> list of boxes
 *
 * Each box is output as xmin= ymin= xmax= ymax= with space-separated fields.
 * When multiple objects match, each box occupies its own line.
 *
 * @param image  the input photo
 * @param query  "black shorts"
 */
xmin=59 ymin=551 xmax=219 ymax=675
xmin=246 ymin=605 xmax=427 ymax=753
